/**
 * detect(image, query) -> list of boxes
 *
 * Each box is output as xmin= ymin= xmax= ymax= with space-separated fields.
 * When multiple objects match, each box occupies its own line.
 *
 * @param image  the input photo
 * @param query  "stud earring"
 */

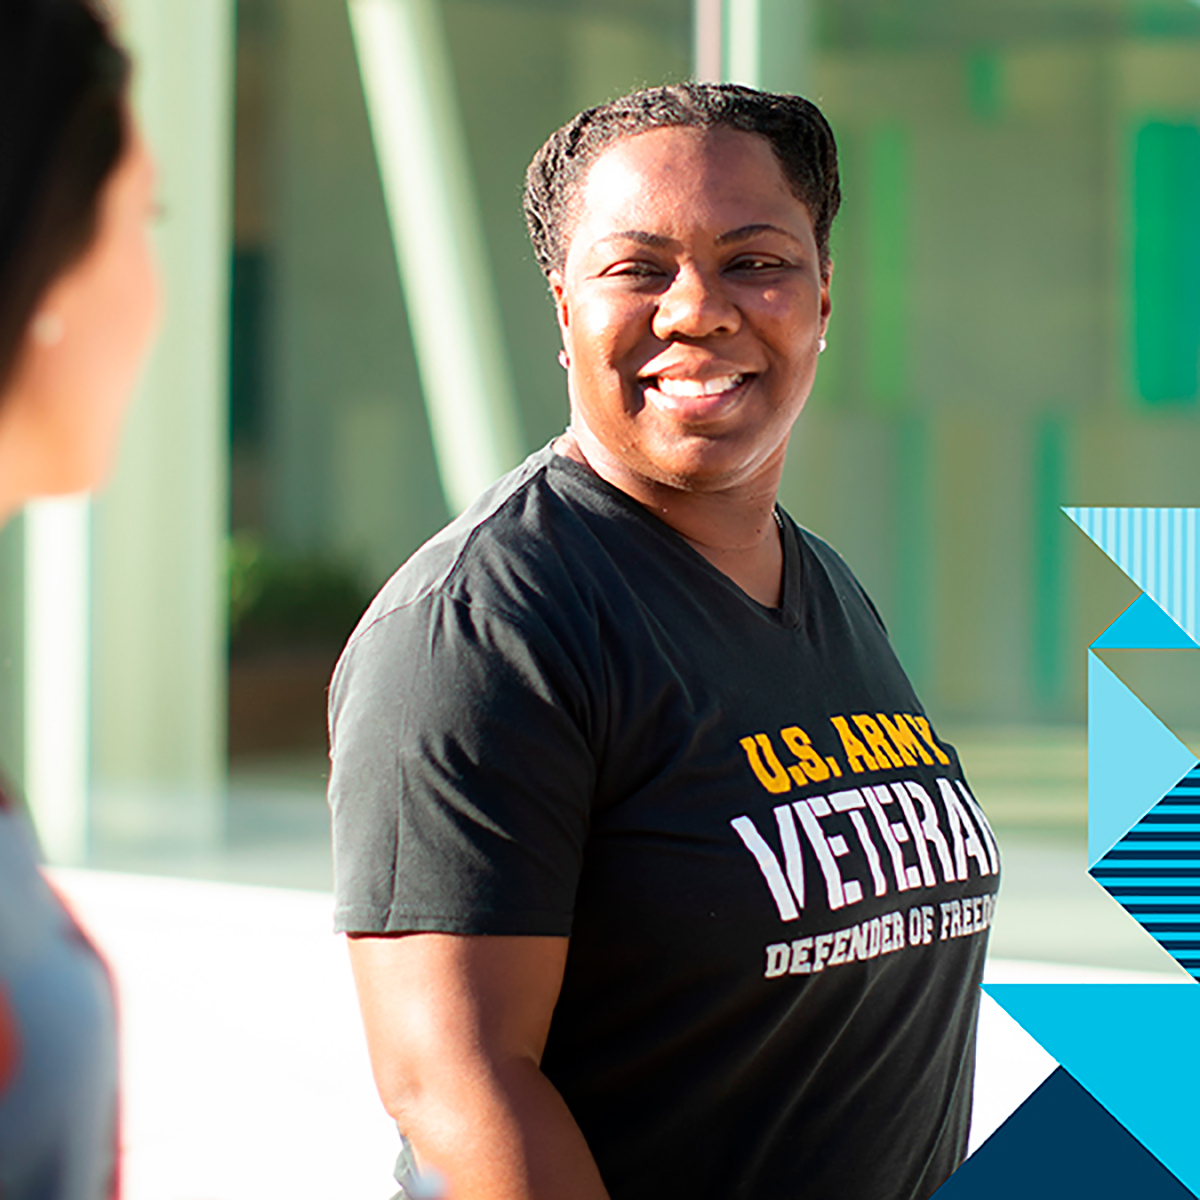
xmin=818 ymin=336 xmax=827 ymax=353
xmin=558 ymin=350 xmax=569 ymax=369
xmin=31 ymin=312 xmax=65 ymax=347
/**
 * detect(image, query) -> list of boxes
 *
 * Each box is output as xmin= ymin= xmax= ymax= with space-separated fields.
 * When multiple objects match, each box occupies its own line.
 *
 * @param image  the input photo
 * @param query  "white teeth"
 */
xmin=652 ymin=374 xmax=743 ymax=398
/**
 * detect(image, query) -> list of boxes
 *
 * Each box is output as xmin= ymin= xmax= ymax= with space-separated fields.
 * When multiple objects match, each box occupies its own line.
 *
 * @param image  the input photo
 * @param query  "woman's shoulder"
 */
xmin=786 ymin=518 xmax=848 ymax=571
xmin=335 ymin=447 xmax=612 ymax=672
xmin=785 ymin=516 xmax=890 ymax=635
xmin=328 ymin=448 xmax=620 ymax=757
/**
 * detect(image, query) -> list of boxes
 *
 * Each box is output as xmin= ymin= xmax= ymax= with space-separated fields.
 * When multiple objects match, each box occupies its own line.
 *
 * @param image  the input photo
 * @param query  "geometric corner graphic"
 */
xmin=972 ymin=508 xmax=1200 ymax=1200
xmin=1064 ymin=507 xmax=1200 ymax=646
xmin=1092 ymin=592 xmax=1200 ymax=650
xmin=981 ymin=984 xmax=1200 ymax=1197
xmin=1091 ymin=764 xmax=1200 ymax=979
xmin=934 ymin=1065 xmax=1198 ymax=1198
xmin=1087 ymin=653 xmax=1199 ymax=866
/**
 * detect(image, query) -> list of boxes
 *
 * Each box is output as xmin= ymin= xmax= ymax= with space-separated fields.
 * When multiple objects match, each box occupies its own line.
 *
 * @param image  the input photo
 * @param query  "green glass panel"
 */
xmin=865 ymin=124 xmax=908 ymax=409
xmin=891 ymin=414 xmax=929 ymax=689
xmin=1133 ymin=121 xmax=1200 ymax=406
xmin=1033 ymin=416 xmax=1067 ymax=711
xmin=965 ymin=48 xmax=1003 ymax=123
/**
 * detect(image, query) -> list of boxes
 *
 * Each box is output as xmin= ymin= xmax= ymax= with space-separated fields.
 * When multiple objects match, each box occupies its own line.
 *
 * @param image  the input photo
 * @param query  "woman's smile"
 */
xmin=640 ymin=370 xmax=756 ymax=424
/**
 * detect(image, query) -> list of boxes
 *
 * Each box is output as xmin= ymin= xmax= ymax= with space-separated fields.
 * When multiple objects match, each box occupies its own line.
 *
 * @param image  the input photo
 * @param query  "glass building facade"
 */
xmin=230 ymin=0 xmax=1200 ymax=728
xmin=1 ymin=0 xmax=1199 ymax=965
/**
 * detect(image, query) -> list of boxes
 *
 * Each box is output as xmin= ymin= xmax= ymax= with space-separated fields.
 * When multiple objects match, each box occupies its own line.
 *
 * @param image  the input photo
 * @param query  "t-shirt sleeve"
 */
xmin=327 ymin=590 xmax=596 ymax=936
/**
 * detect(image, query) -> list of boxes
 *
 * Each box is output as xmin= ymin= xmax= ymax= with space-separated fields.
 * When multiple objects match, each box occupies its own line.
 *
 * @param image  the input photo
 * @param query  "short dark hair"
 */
xmin=523 ymin=83 xmax=841 ymax=280
xmin=0 ymin=0 xmax=130 ymax=393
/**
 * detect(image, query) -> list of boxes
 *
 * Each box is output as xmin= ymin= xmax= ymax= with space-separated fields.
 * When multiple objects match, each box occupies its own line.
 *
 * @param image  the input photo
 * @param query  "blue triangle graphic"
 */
xmin=1088 ymin=653 xmax=1198 ymax=865
xmin=1064 ymin=507 xmax=1200 ymax=644
xmin=1092 ymin=593 xmax=1200 ymax=649
xmin=934 ymin=1066 xmax=1196 ymax=1198
xmin=983 ymin=985 xmax=1200 ymax=1197
xmin=1091 ymin=764 xmax=1200 ymax=980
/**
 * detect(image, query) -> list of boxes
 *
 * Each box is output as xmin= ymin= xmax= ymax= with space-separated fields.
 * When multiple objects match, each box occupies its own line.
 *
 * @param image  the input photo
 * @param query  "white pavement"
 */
xmin=50 ymin=869 xmax=398 ymax=1200
xmin=49 ymin=869 xmax=1184 ymax=1200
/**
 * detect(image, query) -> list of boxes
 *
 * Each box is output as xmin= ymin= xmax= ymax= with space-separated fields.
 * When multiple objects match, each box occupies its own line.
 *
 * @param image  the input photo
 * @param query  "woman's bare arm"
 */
xmin=348 ymin=933 xmax=611 ymax=1200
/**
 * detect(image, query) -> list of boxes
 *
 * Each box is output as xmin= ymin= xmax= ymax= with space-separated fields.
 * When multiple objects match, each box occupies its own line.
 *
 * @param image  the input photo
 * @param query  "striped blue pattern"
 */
xmin=1064 ymin=507 xmax=1200 ymax=643
xmin=1091 ymin=765 xmax=1200 ymax=979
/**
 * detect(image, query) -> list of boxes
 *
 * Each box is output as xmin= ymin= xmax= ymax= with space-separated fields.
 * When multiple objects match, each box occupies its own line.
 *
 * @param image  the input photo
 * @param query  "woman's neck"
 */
xmin=554 ymin=428 xmax=785 ymax=608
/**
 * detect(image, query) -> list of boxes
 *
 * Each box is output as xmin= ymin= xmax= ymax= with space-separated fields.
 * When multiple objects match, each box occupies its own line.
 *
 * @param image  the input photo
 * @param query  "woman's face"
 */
xmin=4 ymin=116 xmax=160 ymax=498
xmin=552 ymin=125 xmax=830 ymax=495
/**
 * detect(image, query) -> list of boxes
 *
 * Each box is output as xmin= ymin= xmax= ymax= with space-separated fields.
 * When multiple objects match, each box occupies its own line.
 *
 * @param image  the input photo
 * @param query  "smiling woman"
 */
xmin=330 ymin=83 xmax=999 ymax=1200
xmin=549 ymin=122 xmax=830 ymax=606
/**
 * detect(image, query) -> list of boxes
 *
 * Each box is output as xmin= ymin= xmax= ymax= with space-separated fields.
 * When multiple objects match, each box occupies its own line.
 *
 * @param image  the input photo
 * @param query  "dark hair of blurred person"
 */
xmin=0 ymin=0 xmax=158 ymax=512
xmin=0 ymin=2 xmax=160 ymax=1197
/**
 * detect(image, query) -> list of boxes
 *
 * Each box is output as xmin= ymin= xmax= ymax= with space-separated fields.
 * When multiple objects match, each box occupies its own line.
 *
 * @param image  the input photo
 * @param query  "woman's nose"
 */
xmin=651 ymin=264 xmax=741 ymax=341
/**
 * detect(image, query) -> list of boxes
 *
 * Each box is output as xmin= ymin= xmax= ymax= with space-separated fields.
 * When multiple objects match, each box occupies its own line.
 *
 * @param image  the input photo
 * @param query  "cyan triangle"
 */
xmin=984 ymin=984 xmax=1200 ymax=1197
xmin=934 ymin=1067 xmax=1196 ymax=1198
xmin=1092 ymin=593 xmax=1200 ymax=650
xmin=1088 ymin=653 xmax=1198 ymax=865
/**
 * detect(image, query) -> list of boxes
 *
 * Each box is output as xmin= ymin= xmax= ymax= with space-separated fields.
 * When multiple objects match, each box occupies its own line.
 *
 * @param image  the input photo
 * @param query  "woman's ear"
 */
xmin=549 ymin=270 xmax=569 ymax=335
xmin=819 ymin=259 xmax=833 ymax=337
xmin=550 ymin=270 xmax=573 ymax=369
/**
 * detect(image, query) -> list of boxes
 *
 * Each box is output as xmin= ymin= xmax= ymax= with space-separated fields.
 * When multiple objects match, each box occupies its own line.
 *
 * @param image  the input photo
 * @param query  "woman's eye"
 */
xmin=730 ymin=256 xmax=784 ymax=272
xmin=604 ymin=261 xmax=663 ymax=278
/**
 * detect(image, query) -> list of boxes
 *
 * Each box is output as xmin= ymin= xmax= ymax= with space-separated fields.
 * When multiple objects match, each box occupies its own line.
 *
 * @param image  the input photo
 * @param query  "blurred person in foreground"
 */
xmin=330 ymin=84 xmax=1000 ymax=1200
xmin=0 ymin=0 xmax=159 ymax=1194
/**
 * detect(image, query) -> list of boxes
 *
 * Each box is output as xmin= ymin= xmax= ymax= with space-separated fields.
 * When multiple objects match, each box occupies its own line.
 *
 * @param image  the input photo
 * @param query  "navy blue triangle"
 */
xmin=933 ymin=1067 xmax=1196 ymax=1198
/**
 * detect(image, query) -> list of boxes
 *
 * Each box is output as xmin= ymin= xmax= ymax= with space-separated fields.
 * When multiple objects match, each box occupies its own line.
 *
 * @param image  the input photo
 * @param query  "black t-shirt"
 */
xmin=329 ymin=445 xmax=1000 ymax=1200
